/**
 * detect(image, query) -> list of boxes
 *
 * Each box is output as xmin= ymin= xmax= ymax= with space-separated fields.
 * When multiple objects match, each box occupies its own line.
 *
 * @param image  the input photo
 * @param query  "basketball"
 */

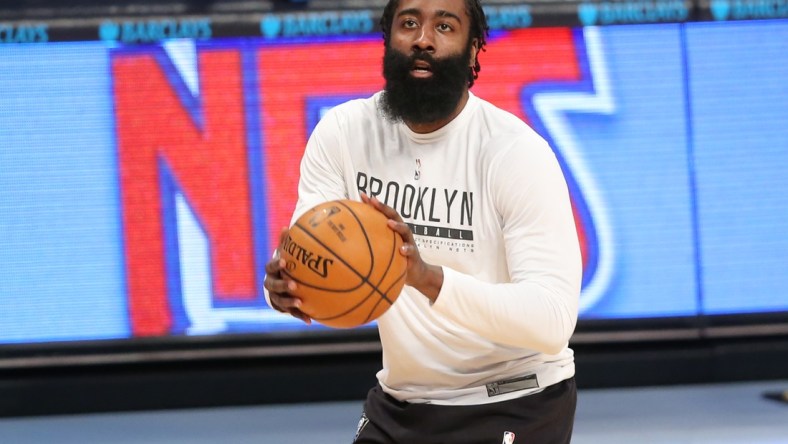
xmin=279 ymin=199 xmax=407 ymax=328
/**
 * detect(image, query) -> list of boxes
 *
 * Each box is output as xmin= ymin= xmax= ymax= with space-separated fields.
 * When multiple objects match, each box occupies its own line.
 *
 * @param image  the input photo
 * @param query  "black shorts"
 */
xmin=353 ymin=377 xmax=576 ymax=444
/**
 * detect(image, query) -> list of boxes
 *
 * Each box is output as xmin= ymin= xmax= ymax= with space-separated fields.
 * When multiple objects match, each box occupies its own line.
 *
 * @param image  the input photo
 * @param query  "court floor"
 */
xmin=1 ymin=379 xmax=786 ymax=443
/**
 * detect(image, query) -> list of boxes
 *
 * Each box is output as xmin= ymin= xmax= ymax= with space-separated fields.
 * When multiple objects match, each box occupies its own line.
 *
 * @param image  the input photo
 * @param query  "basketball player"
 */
xmin=264 ymin=0 xmax=582 ymax=442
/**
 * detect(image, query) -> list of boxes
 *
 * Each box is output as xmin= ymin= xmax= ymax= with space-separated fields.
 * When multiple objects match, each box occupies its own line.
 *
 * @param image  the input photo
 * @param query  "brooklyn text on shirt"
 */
xmin=357 ymin=171 xmax=476 ymax=252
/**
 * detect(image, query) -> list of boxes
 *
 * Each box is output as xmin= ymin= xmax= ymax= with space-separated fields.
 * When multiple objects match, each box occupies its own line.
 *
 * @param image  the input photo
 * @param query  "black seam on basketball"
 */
xmin=281 ymin=269 xmax=362 ymax=293
xmin=382 ymin=270 xmax=407 ymax=298
xmin=363 ymin=293 xmax=387 ymax=324
xmin=336 ymin=200 xmax=376 ymax=280
xmin=362 ymin=273 xmax=405 ymax=323
xmin=360 ymin=271 xmax=406 ymax=322
xmin=283 ymin=269 xmax=364 ymax=293
xmin=362 ymin=271 xmax=406 ymax=324
xmin=376 ymin=228 xmax=401 ymax=305
xmin=361 ymin=228 xmax=405 ymax=323
xmin=310 ymin=283 xmax=378 ymax=321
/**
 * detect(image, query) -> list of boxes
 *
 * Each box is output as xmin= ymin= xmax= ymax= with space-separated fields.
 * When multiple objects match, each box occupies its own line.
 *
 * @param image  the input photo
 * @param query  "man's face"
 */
xmin=380 ymin=0 xmax=478 ymax=124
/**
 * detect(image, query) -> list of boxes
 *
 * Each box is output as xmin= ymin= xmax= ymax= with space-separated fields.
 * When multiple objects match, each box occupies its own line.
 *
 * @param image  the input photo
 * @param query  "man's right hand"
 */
xmin=263 ymin=228 xmax=312 ymax=325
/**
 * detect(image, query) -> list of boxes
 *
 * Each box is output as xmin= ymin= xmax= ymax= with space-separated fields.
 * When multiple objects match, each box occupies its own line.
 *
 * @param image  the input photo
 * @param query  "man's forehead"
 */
xmin=395 ymin=0 xmax=469 ymax=20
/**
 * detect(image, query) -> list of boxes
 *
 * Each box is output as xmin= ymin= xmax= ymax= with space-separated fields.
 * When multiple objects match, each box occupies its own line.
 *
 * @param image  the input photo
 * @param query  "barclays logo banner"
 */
xmin=483 ymin=5 xmax=533 ymax=29
xmin=259 ymin=11 xmax=375 ymax=39
xmin=98 ymin=18 xmax=212 ymax=44
xmin=0 ymin=23 xmax=48 ymax=44
xmin=710 ymin=0 xmax=788 ymax=20
xmin=578 ymin=1 xmax=689 ymax=25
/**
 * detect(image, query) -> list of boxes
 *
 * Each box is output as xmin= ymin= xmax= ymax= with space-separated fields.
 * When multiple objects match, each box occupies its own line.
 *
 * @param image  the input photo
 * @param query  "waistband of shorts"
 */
xmin=380 ymin=362 xmax=575 ymax=406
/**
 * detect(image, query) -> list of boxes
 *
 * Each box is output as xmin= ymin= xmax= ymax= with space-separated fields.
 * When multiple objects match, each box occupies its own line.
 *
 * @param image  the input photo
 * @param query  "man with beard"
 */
xmin=264 ymin=0 xmax=581 ymax=442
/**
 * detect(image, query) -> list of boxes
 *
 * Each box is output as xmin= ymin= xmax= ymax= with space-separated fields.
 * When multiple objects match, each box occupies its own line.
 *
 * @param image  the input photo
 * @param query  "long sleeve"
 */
xmin=290 ymin=108 xmax=350 ymax=222
xmin=430 ymin=137 xmax=582 ymax=354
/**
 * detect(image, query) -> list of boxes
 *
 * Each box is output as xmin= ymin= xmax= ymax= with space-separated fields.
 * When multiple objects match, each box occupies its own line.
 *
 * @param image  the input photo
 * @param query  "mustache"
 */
xmin=409 ymin=50 xmax=436 ymax=65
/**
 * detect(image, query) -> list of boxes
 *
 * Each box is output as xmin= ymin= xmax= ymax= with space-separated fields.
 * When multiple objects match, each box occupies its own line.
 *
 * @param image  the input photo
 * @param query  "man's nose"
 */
xmin=412 ymin=26 xmax=435 ymax=52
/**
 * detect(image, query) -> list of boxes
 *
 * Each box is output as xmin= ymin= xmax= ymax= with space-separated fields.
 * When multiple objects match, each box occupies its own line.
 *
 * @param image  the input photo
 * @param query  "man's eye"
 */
xmin=437 ymin=23 xmax=453 ymax=31
xmin=403 ymin=19 xmax=418 ymax=28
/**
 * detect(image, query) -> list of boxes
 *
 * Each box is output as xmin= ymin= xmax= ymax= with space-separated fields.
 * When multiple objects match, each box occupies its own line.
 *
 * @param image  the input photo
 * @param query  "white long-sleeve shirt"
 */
xmin=278 ymin=91 xmax=581 ymax=405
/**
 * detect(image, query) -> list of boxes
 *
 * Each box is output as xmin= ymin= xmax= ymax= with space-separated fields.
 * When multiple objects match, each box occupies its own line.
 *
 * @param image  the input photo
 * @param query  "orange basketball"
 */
xmin=280 ymin=199 xmax=407 ymax=328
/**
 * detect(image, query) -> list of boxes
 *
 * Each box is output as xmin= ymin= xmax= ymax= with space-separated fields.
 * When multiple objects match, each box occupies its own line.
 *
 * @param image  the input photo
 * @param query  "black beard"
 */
xmin=380 ymin=45 xmax=471 ymax=125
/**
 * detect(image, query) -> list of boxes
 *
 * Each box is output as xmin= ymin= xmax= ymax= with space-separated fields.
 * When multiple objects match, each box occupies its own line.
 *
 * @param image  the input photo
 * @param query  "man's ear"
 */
xmin=469 ymin=38 xmax=479 ymax=67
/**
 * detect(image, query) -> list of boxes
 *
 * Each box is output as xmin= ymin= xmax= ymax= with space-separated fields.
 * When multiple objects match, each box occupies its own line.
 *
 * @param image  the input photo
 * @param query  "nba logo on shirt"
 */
xmin=502 ymin=431 xmax=516 ymax=444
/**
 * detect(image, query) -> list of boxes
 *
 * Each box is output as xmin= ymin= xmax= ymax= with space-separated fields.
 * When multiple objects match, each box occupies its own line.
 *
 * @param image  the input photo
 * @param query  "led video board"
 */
xmin=1 ymin=10 xmax=787 ymax=345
